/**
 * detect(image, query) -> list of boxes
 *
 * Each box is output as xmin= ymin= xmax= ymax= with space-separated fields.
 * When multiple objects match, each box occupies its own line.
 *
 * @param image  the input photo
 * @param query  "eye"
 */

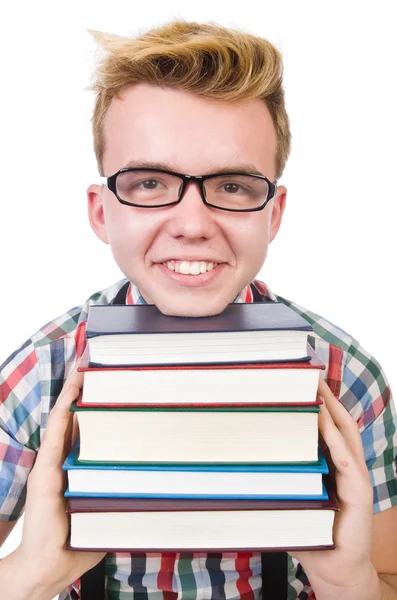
xmin=216 ymin=181 xmax=252 ymax=196
xmin=222 ymin=183 xmax=243 ymax=194
xmin=136 ymin=179 xmax=163 ymax=190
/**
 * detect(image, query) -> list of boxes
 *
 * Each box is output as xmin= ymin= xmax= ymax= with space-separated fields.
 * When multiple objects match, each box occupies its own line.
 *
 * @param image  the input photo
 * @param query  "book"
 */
xmin=78 ymin=345 xmax=325 ymax=407
xmin=63 ymin=440 xmax=329 ymax=499
xmin=66 ymin=493 xmax=338 ymax=552
xmin=85 ymin=302 xmax=313 ymax=366
xmin=71 ymin=404 xmax=320 ymax=464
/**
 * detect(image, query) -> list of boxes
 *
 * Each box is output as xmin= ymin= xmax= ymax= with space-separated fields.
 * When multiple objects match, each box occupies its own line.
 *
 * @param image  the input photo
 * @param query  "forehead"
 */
xmin=102 ymin=83 xmax=277 ymax=177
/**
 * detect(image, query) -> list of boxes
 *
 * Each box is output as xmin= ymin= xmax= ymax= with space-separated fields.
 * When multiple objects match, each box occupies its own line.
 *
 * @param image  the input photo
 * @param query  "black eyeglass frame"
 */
xmin=101 ymin=168 xmax=278 ymax=213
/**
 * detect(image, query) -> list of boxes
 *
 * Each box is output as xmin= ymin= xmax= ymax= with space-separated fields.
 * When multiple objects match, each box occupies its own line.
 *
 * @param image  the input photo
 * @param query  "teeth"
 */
xmin=180 ymin=261 xmax=190 ymax=275
xmin=190 ymin=262 xmax=201 ymax=275
xmin=163 ymin=260 xmax=218 ymax=275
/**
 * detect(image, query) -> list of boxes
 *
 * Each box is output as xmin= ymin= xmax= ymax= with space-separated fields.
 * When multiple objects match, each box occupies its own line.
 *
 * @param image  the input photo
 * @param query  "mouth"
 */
xmin=162 ymin=260 xmax=219 ymax=276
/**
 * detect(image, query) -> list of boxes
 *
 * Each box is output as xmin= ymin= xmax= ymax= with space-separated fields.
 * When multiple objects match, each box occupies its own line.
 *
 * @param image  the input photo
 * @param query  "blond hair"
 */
xmin=90 ymin=20 xmax=291 ymax=179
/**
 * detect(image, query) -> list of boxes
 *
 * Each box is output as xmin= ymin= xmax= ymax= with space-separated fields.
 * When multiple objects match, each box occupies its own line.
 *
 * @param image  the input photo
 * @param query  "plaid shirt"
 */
xmin=1 ymin=278 xmax=396 ymax=600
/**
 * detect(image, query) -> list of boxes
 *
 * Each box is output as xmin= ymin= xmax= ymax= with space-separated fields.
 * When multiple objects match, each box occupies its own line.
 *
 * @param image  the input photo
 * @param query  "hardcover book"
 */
xmin=77 ymin=345 xmax=325 ymax=407
xmin=71 ymin=403 xmax=320 ymax=464
xmin=63 ymin=440 xmax=329 ymax=499
xmin=85 ymin=302 xmax=313 ymax=366
xmin=66 ymin=493 xmax=338 ymax=552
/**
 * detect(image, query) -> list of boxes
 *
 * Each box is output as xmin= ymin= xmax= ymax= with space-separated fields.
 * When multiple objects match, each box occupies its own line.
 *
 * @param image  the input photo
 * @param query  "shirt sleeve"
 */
xmin=0 ymin=339 xmax=41 ymax=521
xmin=339 ymin=337 xmax=397 ymax=513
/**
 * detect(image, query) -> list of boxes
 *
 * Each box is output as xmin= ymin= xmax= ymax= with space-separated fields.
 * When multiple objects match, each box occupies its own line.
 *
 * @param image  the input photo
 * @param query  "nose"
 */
xmin=165 ymin=181 xmax=218 ymax=240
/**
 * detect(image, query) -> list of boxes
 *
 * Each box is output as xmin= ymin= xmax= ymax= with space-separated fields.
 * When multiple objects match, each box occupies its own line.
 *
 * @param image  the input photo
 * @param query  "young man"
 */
xmin=1 ymin=20 xmax=396 ymax=600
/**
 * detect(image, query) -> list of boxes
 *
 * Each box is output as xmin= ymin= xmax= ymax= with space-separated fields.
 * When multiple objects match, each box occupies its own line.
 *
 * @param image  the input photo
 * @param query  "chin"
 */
xmin=152 ymin=294 xmax=233 ymax=318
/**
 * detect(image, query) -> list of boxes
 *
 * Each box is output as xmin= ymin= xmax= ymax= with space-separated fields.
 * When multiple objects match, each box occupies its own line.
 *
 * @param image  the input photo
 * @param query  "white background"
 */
xmin=1 ymin=0 xmax=396 ymax=576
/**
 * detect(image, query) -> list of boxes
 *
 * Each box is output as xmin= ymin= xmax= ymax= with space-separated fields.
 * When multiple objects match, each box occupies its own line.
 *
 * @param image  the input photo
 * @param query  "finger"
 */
xmin=318 ymin=398 xmax=366 ymax=481
xmin=318 ymin=429 xmax=336 ymax=488
xmin=60 ymin=366 xmax=84 ymax=395
xmin=42 ymin=366 xmax=84 ymax=442
xmin=71 ymin=412 xmax=80 ymax=447
xmin=319 ymin=399 xmax=373 ymax=511
xmin=318 ymin=378 xmax=366 ymax=465
xmin=36 ymin=382 xmax=81 ymax=469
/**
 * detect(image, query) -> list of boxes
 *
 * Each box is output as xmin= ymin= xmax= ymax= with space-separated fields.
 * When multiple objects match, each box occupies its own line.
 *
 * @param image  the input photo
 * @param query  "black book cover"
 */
xmin=86 ymin=302 xmax=313 ymax=338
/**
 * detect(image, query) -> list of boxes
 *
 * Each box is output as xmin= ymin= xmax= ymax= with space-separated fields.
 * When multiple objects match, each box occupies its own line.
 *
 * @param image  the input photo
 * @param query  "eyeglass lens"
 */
xmin=115 ymin=170 xmax=270 ymax=209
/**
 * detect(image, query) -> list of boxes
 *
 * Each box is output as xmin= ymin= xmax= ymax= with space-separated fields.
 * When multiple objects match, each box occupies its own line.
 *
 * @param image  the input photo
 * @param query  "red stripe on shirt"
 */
xmin=357 ymin=393 xmax=388 ymax=429
xmin=157 ymin=553 xmax=178 ymax=599
xmin=235 ymin=553 xmax=254 ymax=600
xmin=126 ymin=283 xmax=134 ymax=305
xmin=74 ymin=322 xmax=87 ymax=361
xmin=0 ymin=350 xmax=37 ymax=403
xmin=327 ymin=344 xmax=344 ymax=399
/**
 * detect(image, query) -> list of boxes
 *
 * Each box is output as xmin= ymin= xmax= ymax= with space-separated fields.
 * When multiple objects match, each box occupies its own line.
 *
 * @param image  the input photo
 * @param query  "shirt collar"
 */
xmin=125 ymin=279 xmax=276 ymax=306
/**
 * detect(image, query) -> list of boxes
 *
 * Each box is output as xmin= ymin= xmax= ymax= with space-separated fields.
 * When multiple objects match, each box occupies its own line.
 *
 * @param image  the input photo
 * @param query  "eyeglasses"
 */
xmin=101 ymin=168 xmax=277 ymax=212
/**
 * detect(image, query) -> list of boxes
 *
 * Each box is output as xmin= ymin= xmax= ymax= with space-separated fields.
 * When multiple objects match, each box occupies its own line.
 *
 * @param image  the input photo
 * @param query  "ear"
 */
xmin=87 ymin=184 xmax=109 ymax=245
xmin=269 ymin=185 xmax=287 ymax=242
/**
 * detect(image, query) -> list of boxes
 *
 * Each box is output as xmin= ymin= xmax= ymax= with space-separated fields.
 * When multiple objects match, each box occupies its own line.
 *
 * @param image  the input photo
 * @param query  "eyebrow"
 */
xmin=122 ymin=160 xmax=265 ymax=177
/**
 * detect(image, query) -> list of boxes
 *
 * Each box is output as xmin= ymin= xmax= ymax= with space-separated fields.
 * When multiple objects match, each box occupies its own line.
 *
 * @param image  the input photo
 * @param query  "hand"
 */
xmin=290 ymin=378 xmax=380 ymax=600
xmin=11 ymin=368 xmax=106 ymax=599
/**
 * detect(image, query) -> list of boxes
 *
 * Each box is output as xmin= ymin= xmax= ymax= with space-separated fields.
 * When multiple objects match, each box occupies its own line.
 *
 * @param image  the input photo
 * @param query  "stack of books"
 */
xmin=64 ymin=302 xmax=338 ymax=552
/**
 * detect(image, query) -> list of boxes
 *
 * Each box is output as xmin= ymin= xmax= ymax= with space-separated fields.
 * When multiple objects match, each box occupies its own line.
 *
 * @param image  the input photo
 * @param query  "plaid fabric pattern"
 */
xmin=1 ymin=278 xmax=396 ymax=600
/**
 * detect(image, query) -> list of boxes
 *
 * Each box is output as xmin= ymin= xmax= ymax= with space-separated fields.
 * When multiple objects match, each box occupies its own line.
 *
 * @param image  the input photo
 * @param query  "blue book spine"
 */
xmin=62 ymin=441 xmax=329 ymax=474
xmin=64 ymin=484 xmax=329 ymax=501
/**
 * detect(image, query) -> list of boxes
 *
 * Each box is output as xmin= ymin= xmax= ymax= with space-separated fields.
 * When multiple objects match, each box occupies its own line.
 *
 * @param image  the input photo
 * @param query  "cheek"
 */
xmin=227 ymin=214 xmax=271 ymax=263
xmin=104 ymin=206 xmax=139 ymax=259
xmin=105 ymin=207 xmax=162 ymax=262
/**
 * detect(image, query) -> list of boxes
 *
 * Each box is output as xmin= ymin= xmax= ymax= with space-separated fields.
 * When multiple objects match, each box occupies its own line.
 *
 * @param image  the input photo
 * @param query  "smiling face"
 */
xmin=87 ymin=83 xmax=287 ymax=317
